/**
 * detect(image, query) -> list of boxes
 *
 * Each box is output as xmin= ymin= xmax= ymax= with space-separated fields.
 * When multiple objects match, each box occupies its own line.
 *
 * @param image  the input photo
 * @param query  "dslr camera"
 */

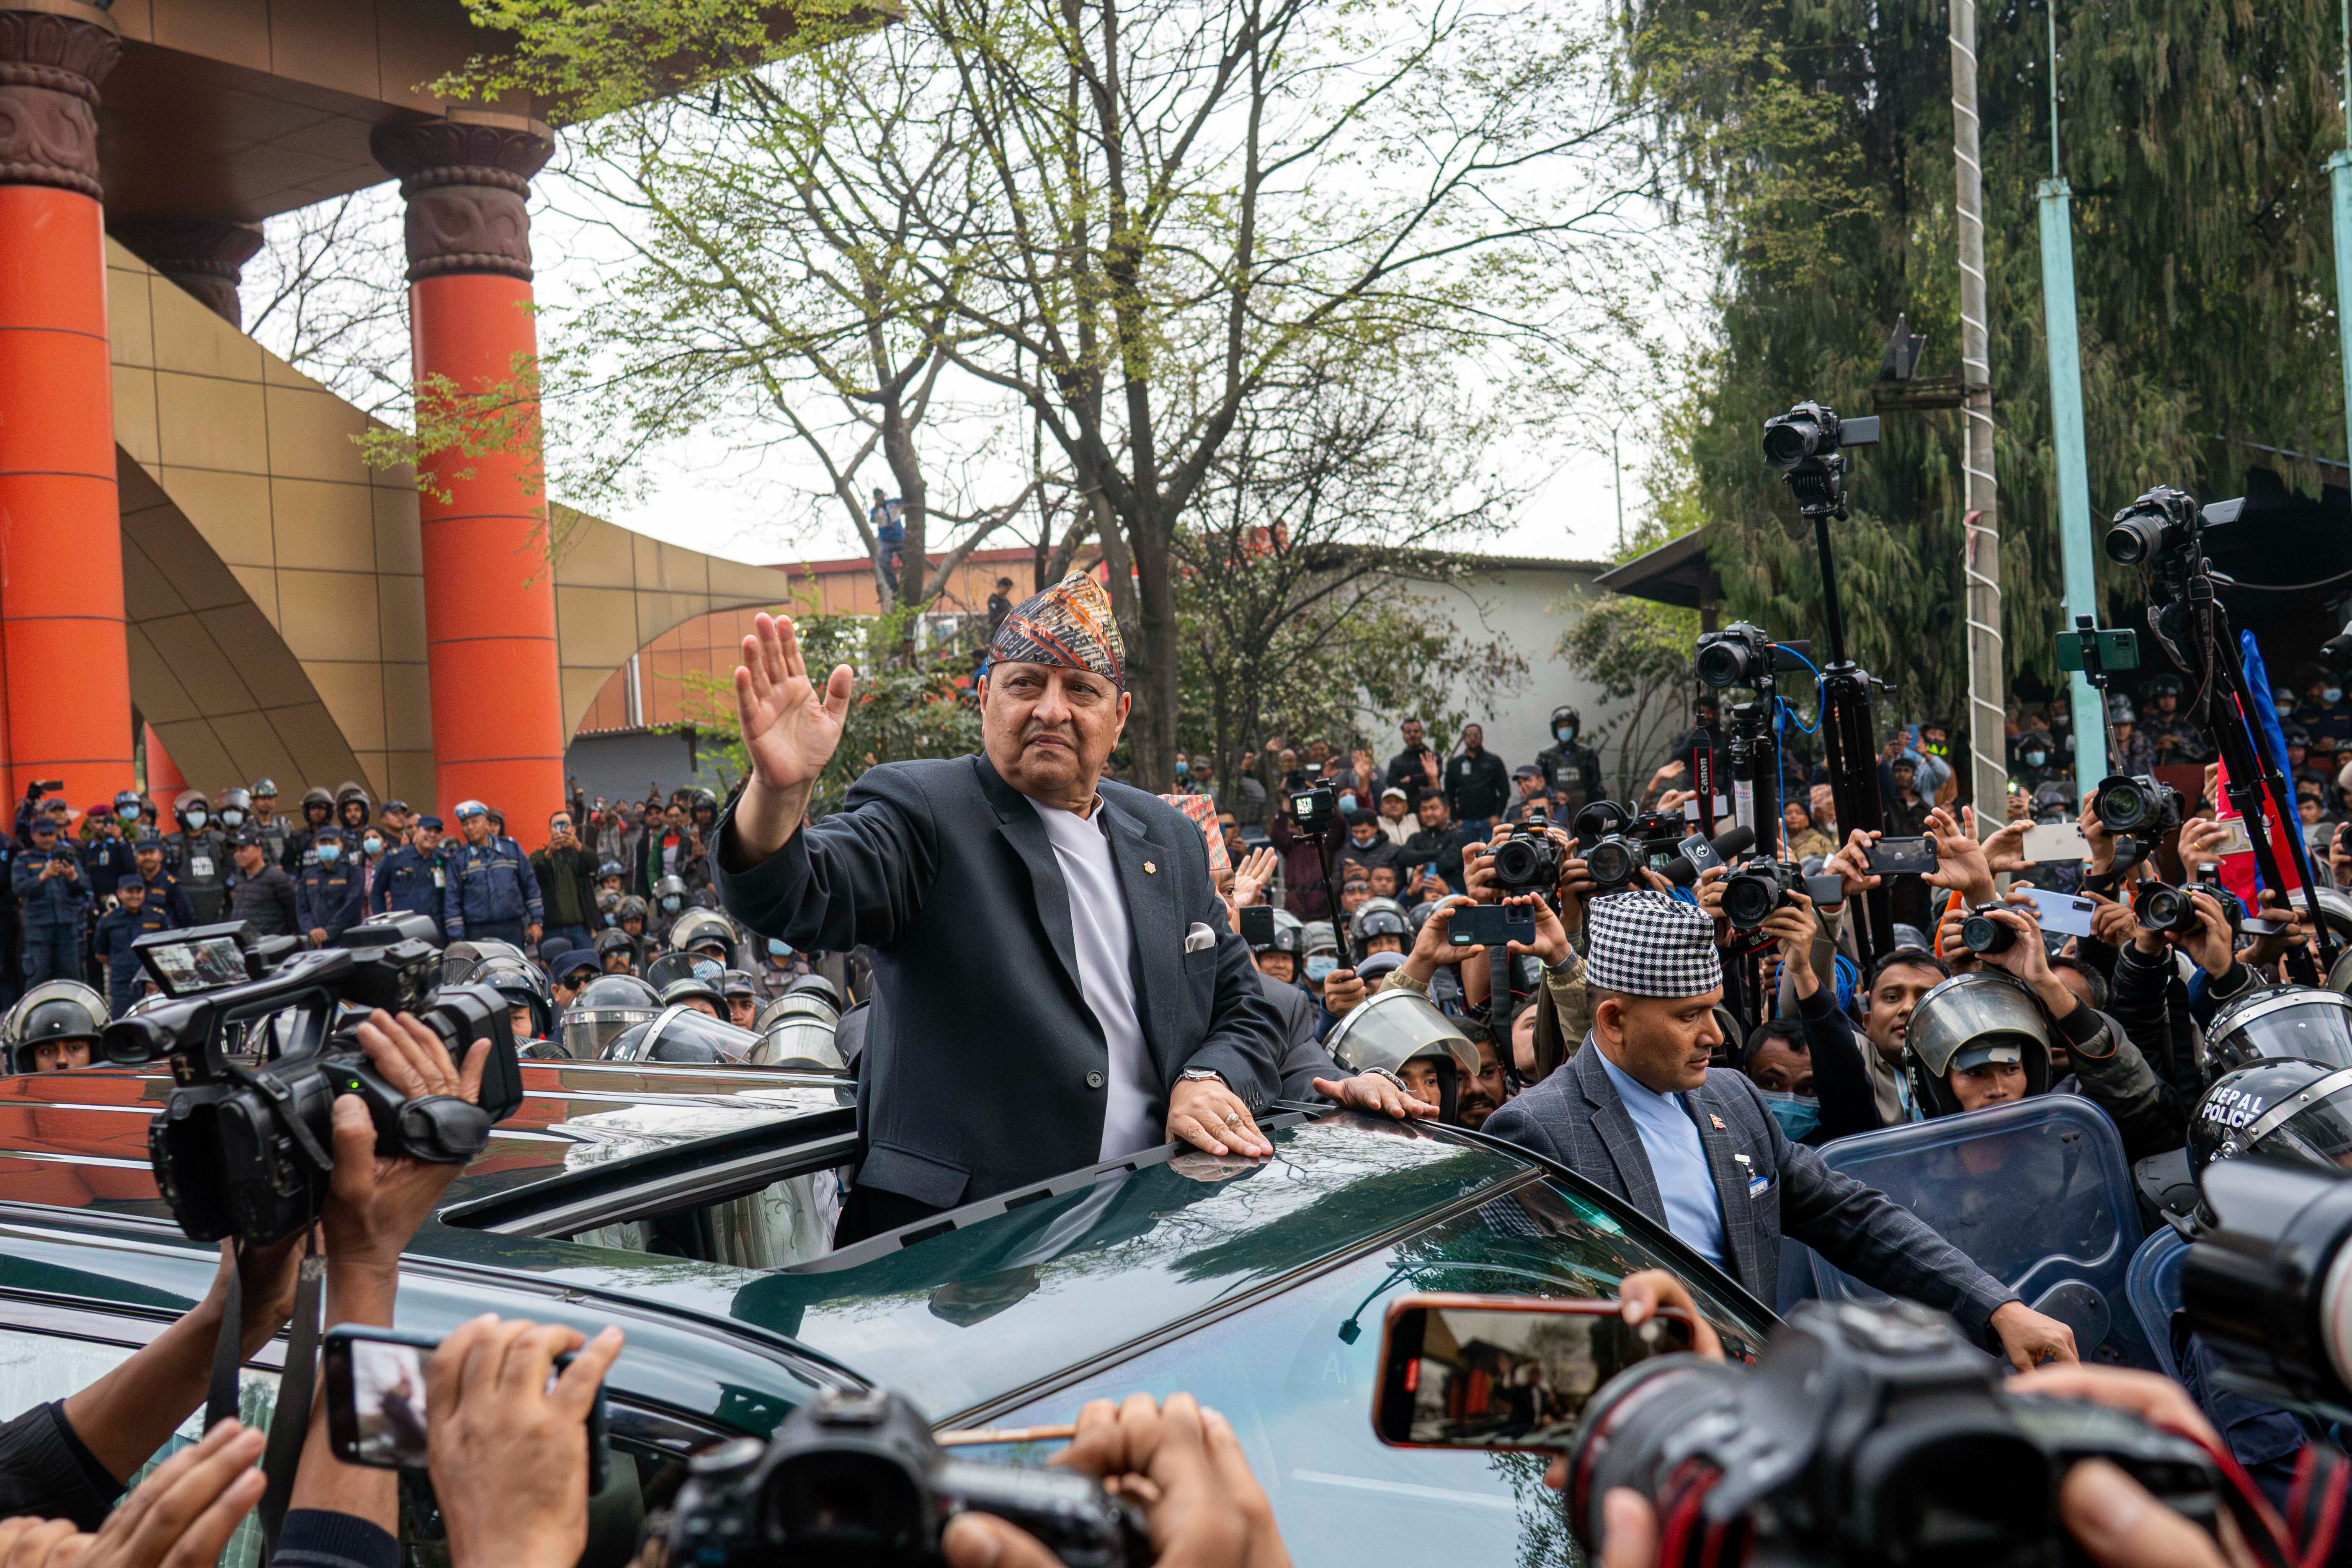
xmin=1761 ymin=401 xmax=1879 ymax=519
xmin=103 ymin=916 xmax=524 ymax=1246
xmin=670 ymin=1386 xmax=1147 ymax=1568
xmin=1719 ymin=861 xmax=1805 ymax=932
xmin=1694 ymin=621 xmax=1807 ymax=694
xmin=1575 ymin=804 xmax=1688 ymax=894
xmin=2132 ymin=879 xmax=2254 ymax=937
xmin=1288 ymin=781 xmax=1336 ymax=838
xmin=2092 ymin=772 xmax=2182 ymax=869
xmin=1566 ymin=1299 xmax=2221 ymax=1567
xmin=1490 ymin=807 xmax=1562 ymax=895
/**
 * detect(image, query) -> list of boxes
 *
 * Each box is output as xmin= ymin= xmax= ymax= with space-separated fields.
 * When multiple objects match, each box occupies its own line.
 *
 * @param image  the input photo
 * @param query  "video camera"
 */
xmin=1761 ymin=400 xmax=1878 ymax=520
xmin=1719 ymin=861 xmax=1806 ymax=932
xmin=2188 ymin=1155 xmax=2352 ymax=1423
xmin=1490 ymin=808 xmax=1561 ymax=895
xmin=670 ymin=1386 xmax=1147 ymax=1568
xmin=2105 ymin=485 xmax=2238 ymax=570
xmin=103 ymin=915 xmax=524 ymax=1246
xmin=1566 ymin=1298 xmax=2222 ymax=1566
xmin=1288 ymin=781 xmax=1336 ymax=838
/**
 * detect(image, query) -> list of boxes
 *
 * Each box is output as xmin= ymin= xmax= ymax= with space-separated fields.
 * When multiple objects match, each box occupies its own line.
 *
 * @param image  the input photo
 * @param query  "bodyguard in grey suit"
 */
xmin=1483 ymin=890 xmax=2081 ymax=1372
xmin=714 ymin=573 xmax=1287 ymax=1244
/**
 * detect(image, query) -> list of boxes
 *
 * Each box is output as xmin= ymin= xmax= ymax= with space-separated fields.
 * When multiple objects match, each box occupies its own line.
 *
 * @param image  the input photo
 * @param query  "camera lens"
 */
xmin=2105 ymin=515 xmax=2159 ymax=565
xmin=1761 ymin=419 xmax=1818 ymax=471
xmin=2138 ymin=885 xmax=2188 ymax=932
xmin=1721 ymin=872 xmax=1780 ymax=930
xmin=2097 ymin=779 xmax=2148 ymax=833
xmin=1585 ymin=839 xmax=1635 ymax=887
xmin=1694 ymin=641 xmax=1749 ymax=689
xmin=1493 ymin=838 xmax=1539 ymax=885
xmin=1959 ymin=911 xmax=2015 ymax=954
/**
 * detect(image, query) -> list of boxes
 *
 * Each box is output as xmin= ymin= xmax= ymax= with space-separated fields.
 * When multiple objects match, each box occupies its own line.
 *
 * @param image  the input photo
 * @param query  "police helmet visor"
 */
xmin=2207 ymin=988 xmax=2352 ymax=1075
xmin=601 ymin=1007 xmax=758 ymax=1064
xmin=2248 ymin=1073 xmax=2352 ymax=1170
xmin=750 ymin=993 xmax=848 ymax=1073
xmin=562 ymin=1005 xmax=660 ymax=1060
xmin=1323 ymin=988 xmax=1480 ymax=1080
xmin=1905 ymin=974 xmax=2051 ymax=1078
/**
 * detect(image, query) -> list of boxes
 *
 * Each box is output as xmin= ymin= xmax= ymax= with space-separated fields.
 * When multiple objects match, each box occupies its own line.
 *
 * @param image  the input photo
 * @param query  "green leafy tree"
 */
xmin=1627 ymin=0 xmax=2344 ymax=737
xmin=450 ymin=0 xmax=1655 ymax=788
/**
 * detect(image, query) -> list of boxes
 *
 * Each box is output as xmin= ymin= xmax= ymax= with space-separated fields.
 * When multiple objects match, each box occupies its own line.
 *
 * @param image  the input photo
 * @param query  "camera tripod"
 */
xmin=2159 ymin=575 xmax=2337 ymax=982
xmin=1806 ymin=511 xmax=1897 ymax=971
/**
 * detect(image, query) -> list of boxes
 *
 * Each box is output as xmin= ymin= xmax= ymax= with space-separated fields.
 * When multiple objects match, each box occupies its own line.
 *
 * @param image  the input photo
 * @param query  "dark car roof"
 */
xmin=0 ymin=1068 xmax=1777 ymax=1429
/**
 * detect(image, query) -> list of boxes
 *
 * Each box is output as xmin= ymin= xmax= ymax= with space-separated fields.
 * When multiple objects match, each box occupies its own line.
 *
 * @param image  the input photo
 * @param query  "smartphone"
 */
xmin=1372 ymin=1293 xmax=1698 ymax=1451
xmin=324 ymin=1325 xmax=607 ymax=1486
xmin=1237 ymin=905 xmax=1275 ymax=946
xmin=1448 ymin=903 xmax=1536 ymax=948
xmin=2010 ymin=886 xmax=2097 ymax=939
xmin=1865 ymin=837 xmax=1937 ymax=877
xmin=1802 ymin=874 xmax=1847 ymax=910
xmin=2022 ymin=822 xmax=2089 ymax=864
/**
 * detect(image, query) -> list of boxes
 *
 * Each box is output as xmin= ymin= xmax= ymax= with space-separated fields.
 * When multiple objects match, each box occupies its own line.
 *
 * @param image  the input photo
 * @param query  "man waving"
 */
xmin=714 ymin=572 xmax=1285 ymax=1244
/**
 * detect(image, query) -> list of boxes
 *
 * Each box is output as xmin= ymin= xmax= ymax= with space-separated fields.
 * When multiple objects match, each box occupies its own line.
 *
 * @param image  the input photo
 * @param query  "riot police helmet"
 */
xmin=1325 ymin=987 xmax=1479 ymax=1122
xmin=653 ymin=875 xmax=692 ymax=917
xmin=750 ymin=986 xmax=847 ymax=1072
xmin=668 ymin=907 xmax=737 ymax=961
xmin=300 ymin=787 xmax=333 ymax=823
xmin=593 ymin=928 xmax=638 ymax=970
xmin=601 ymin=1005 xmax=757 ymax=1064
xmin=2205 ymin=985 xmax=2352 ymax=1076
xmin=560 ymin=974 xmax=661 ymax=1059
xmin=214 ymin=787 xmax=252 ymax=830
xmin=4 ymin=981 xmax=107 ymax=1074
xmin=474 ymin=957 xmax=554 ymax=1041
xmin=616 ymin=895 xmax=650 ymax=927
xmin=1549 ymin=705 xmax=1581 ymax=740
xmin=1348 ymin=899 xmax=1411 ymax=949
xmin=597 ymin=860 xmax=624 ymax=881
xmin=1901 ymin=972 xmax=2053 ymax=1119
xmin=111 ymin=789 xmax=142 ymax=823
xmin=172 ymin=789 xmax=209 ymax=830
xmin=2190 ymin=1056 xmax=2352 ymax=1184
xmin=2143 ymin=672 xmax=2184 ymax=700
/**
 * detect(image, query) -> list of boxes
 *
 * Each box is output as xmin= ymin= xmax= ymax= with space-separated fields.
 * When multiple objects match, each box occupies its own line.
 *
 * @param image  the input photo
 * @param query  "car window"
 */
xmin=0 ymin=1329 xmax=279 ymax=1568
xmin=566 ymin=1169 xmax=840 ymax=1269
xmin=993 ymin=1178 xmax=1768 ymax=1568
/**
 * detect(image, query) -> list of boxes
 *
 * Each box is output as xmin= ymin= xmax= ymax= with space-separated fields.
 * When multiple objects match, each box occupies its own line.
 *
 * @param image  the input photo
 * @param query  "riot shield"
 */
xmin=1808 ymin=1094 xmax=2153 ymax=1369
xmin=2125 ymin=1227 xmax=2188 ymax=1380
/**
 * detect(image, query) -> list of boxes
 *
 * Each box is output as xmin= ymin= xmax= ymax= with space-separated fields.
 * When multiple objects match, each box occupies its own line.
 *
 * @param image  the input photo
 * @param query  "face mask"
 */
xmin=117 ymin=806 xmax=139 ymax=822
xmin=2022 ymin=750 xmax=2047 ymax=767
xmin=1759 ymin=1090 xmax=1819 ymax=1141
xmin=767 ymin=938 xmax=792 ymax=957
xmin=186 ymin=810 xmax=207 ymax=828
xmin=1338 ymin=792 xmax=1358 ymax=815
xmin=1303 ymin=954 xmax=1338 ymax=984
xmin=1173 ymin=761 xmax=1190 ymax=780
xmin=1556 ymin=725 xmax=1576 ymax=742
xmin=662 ymin=896 xmax=683 ymax=913
xmin=221 ymin=809 xmax=245 ymax=828
xmin=317 ymin=844 xmax=342 ymax=864
xmin=2328 ymin=689 xmax=2344 ymax=706
xmin=362 ymin=836 xmax=383 ymax=856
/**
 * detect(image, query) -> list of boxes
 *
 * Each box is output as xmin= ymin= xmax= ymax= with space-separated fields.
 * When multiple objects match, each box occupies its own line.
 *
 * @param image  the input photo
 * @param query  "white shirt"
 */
xmin=1594 ymin=1049 xmax=1730 ymax=1269
xmin=1030 ymin=797 xmax=1161 ymax=1160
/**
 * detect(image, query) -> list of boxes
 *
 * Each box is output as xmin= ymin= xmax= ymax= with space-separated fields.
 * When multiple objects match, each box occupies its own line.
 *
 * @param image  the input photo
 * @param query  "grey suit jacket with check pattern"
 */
xmin=1483 ymin=1042 xmax=2018 ymax=1340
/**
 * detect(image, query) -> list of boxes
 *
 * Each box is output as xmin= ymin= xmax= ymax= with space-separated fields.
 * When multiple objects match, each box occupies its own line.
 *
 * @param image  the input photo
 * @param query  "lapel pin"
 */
xmin=1144 ymin=861 xmax=1157 ymax=874
xmin=1709 ymin=1114 xmax=1726 ymax=1131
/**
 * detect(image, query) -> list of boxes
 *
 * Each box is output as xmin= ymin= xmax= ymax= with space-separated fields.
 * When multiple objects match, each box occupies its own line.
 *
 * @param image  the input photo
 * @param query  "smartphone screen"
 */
xmin=325 ymin=1326 xmax=606 ymax=1483
xmin=1865 ymin=837 xmax=1937 ymax=877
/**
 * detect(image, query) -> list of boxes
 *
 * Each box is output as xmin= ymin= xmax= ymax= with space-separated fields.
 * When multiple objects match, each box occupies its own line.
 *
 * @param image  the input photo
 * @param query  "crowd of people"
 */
xmin=0 ymin=557 xmax=2344 ymax=1568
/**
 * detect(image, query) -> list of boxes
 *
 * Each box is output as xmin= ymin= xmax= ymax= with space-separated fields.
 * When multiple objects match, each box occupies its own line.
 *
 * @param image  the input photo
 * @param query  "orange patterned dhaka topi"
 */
xmin=988 ymin=570 xmax=1125 ymax=685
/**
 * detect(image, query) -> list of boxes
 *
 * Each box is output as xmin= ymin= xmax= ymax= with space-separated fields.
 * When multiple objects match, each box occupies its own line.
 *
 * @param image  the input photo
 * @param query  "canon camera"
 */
xmin=1490 ymin=809 xmax=1563 ymax=895
xmin=102 ymin=916 xmax=524 ymax=1246
xmin=669 ymin=1386 xmax=1148 ymax=1568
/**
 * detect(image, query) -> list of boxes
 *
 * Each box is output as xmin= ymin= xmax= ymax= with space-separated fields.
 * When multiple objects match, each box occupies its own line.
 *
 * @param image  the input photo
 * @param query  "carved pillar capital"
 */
xmin=113 ymin=217 xmax=265 ymax=328
xmin=0 ymin=1 xmax=119 ymax=198
xmin=371 ymin=112 xmax=554 ymax=283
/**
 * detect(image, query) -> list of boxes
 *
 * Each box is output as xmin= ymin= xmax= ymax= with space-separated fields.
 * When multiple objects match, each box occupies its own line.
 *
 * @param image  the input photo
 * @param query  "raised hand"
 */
xmin=734 ymin=613 xmax=854 ymax=794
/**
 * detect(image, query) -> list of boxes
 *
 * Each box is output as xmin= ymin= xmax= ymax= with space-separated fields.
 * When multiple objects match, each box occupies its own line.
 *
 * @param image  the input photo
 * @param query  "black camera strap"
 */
xmin=204 ymin=1248 xmax=243 ymax=1435
xmin=199 ymin=1230 xmax=320 ymax=1558
xmin=1488 ymin=944 xmax=1513 ymax=1042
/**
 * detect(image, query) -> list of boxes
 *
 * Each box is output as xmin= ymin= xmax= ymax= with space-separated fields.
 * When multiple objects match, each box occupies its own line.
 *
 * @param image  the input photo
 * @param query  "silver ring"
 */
xmin=1223 ymin=1112 xmax=1242 ymax=1128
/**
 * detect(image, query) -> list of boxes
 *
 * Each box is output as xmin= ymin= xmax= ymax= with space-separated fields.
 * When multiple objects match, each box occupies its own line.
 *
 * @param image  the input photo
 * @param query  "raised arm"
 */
xmin=722 ymin=613 xmax=855 ymax=867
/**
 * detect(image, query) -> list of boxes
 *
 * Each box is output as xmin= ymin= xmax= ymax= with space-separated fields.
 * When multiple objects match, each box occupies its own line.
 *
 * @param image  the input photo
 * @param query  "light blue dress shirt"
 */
xmin=1594 ymin=1048 xmax=1730 ymax=1269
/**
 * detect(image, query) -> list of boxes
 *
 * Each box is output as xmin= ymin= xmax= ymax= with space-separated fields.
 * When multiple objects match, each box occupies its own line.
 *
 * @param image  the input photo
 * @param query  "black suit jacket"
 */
xmin=1483 ymin=1043 xmax=2017 ymax=1339
xmin=712 ymin=755 xmax=1284 ymax=1210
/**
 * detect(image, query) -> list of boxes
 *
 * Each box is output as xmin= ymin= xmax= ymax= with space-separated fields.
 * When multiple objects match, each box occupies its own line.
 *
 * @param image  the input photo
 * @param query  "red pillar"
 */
xmin=0 ymin=4 xmax=132 ymax=805
xmin=141 ymin=723 xmax=184 ymax=796
xmin=373 ymin=113 xmax=564 ymax=850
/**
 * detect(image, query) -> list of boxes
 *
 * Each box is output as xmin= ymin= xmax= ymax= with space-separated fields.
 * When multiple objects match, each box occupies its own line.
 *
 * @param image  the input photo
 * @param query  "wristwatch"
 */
xmin=1361 ymin=1067 xmax=1410 ymax=1092
xmin=1178 ymin=1068 xmax=1226 ymax=1087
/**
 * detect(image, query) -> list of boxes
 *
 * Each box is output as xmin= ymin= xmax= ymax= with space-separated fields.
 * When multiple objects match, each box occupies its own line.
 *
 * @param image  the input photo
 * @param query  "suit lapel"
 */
xmin=1099 ymin=797 xmax=1179 ymax=1071
xmin=1691 ymin=1078 xmax=1763 ymax=1291
xmin=976 ymin=757 xmax=1086 ymax=1003
xmin=1576 ymin=1048 xmax=1669 ymax=1229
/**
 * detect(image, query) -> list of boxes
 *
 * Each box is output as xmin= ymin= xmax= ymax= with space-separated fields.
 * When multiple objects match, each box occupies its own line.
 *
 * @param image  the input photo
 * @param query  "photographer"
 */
xmin=13 ymin=815 xmax=86 ymax=988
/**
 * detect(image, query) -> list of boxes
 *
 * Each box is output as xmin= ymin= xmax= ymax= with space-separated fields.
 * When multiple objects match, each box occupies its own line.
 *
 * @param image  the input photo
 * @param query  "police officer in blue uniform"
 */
xmin=295 ymin=824 xmax=365 ymax=947
xmin=442 ymin=800 xmax=543 ymax=947
xmin=129 ymin=833 xmax=195 ymax=927
xmin=92 ymin=876 xmax=176 ymax=1017
xmin=80 ymin=791 xmax=142 ymax=904
xmin=13 ymin=817 xmax=88 ymax=985
xmin=371 ymin=814 xmax=448 ymax=937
